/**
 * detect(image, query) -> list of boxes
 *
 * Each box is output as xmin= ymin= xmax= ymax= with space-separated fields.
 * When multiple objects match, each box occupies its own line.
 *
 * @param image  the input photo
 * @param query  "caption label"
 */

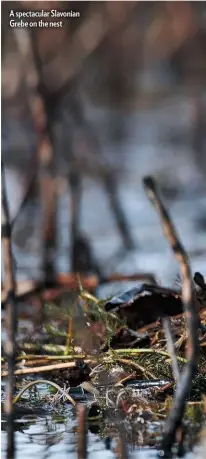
xmin=9 ymin=9 xmax=80 ymax=28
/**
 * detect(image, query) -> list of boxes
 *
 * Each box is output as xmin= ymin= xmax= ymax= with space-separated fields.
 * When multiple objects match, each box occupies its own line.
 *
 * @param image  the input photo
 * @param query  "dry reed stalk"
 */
xmin=69 ymin=170 xmax=82 ymax=271
xmin=100 ymin=272 xmax=157 ymax=284
xmin=1 ymin=359 xmax=93 ymax=378
xmin=77 ymin=404 xmax=88 ymax=459
xmin=116 ymin=425 xmax=129 ymax=459
xmin=103 ymin=171 xmax=134 ymax=250
xmin=13 ymin=29 xmax=56 ymax=285
xmin=1 ymin=160 xmax=17 ymax=459
xmin=143 ymin=176 xmax=199 ymax=455
xmin=162 ymin=317 xmax=180 ymax=384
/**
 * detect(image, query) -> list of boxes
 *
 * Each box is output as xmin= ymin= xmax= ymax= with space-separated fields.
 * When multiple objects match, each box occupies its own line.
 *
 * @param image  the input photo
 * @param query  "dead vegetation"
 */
xmin=1 ymin=173 xmax=206 ymax=458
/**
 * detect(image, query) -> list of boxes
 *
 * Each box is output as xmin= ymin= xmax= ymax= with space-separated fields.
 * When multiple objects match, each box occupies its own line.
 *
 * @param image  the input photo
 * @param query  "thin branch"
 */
xmin=116 ymin=422 xmax=129 ymax=459
xmin=162 ymin=317 xmax=180 ymax=384
xmin=143 ymin=176 xmax=199 ymax=455
xmin=77 ymin=404 xmax=88 ymax=459
xmin=100 ymin=272 xmax=157 ymax=285
xmin=1 ymin=359 xmax=93 ymax=378
xmin=116 ymin=357 xmax=157 ymax=380
xmin=69 ymin=170 xmax=82 ymax=272
xmin=103 ymin=171 xmax=135 ymax=250
xmin=13 ymin=28 xmax=57 ymax=285
xmin=108 ymin=348 xmax=187 ymax=364
xmin=1 ymin=160 xmax=17 ymax=459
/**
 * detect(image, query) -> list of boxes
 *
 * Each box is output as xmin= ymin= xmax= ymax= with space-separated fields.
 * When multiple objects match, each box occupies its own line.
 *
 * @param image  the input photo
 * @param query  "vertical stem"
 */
xmin=37 ymin=130 xmax=56 ymax=284
xmin=1 ymin=160 xmax=17 ymax=459
xmin=162 ymin=316 xmax=180 ymax=384
xmin=103 ymin=171 xmax=135 ymax=250
xmin=69 ymin=169 xmax=82 ymax=272
xmin=77 ymin=404 xmax=88 ymax=459
xmin=143 ymin=176 xmax=199 ymax=455
xmin=116 ymin=424 xmax=129 ymax=459
xmin=29 ymin=29 xmax=56 ymax=285
xmin=13 ymin=29 xmax=56 ymax=286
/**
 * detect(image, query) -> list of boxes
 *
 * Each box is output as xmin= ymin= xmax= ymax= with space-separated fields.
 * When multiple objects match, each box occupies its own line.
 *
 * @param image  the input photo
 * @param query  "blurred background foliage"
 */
xmin=1 ymin=0 xmax=206 ymax=282
xmin=2 ymin=1 xmax=206 ymax=165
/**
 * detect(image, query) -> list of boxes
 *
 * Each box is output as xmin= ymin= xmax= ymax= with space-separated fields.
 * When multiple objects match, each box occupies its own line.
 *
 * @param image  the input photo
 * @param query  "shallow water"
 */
xmin=2 ymin=95 xmax=206 ymax=458
xmin=1 ymin=415 xmax=205 ymax=459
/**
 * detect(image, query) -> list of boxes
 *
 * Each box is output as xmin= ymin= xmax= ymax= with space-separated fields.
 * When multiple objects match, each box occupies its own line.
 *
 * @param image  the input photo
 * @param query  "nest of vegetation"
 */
xmin=2 ymin=288 xmax=206 ymax=453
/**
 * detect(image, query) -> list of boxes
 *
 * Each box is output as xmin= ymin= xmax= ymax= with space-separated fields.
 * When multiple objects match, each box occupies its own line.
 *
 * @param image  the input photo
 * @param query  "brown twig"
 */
xmin=103 ymin=171 xmax=135 ymax=250
xmin=15 ymin=354 xmax=88 ymax=362
xmin=114 ymin=372 xmax=136 ymax=387
xmin=1 ymin=359 xmax=93 ymax=378
xmin=69 ymin=169 xmax=82 ymax=271
xmin=1 ymin=160 xmax=17 ymax=459
xmin=100 ymin=272 xmax=157 ymax=285
xmin=77 ymin=404 xmax=88 ymax=459
xmin=116 ymin=422 xmax=129 ymax=459
xmin=30 ymin=29 xmax=57 ymax=284
xmin=143 ymin=176 xmax=199 ymax=455
xmin=162 ymin=317 xmax=180 ymax=384
xmin=13 ymin=28 xmax=57 ymax=285
xmin=116 ymin=357 xmax=157 ymax=380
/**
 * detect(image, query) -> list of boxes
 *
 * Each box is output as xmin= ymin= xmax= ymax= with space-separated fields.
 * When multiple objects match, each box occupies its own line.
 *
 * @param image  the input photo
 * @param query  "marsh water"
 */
xmin=1 ymin=94 xmax=206 ymax=458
